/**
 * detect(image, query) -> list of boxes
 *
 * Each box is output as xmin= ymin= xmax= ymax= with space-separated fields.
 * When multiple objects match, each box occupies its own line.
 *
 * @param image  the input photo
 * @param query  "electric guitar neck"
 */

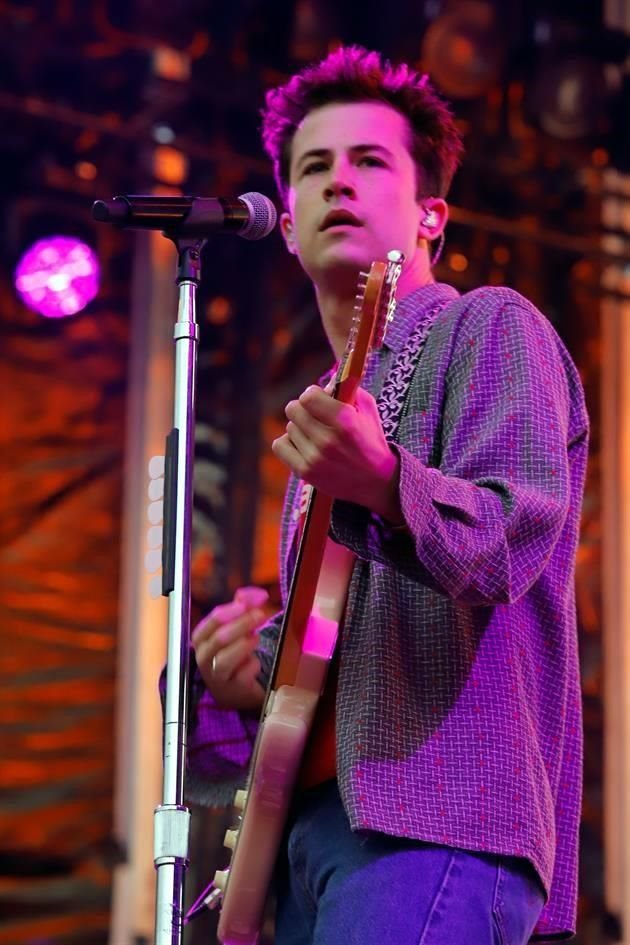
xmin=210 ymin=249 xmax=404 ymax=945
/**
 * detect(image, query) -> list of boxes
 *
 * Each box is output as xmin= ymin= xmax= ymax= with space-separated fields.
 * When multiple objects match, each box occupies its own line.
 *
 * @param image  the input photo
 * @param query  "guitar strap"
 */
xmin=377 ymin=296 xmax=453 ymax=441
xmin=297 ymin=296 xmax=455 ymax=789
xmin=291 ymin=295 xmax=453 ymax=542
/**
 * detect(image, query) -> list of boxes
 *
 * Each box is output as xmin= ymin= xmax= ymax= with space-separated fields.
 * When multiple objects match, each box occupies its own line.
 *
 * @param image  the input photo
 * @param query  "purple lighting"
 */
xmin=15 ymin=236 xmax=100 ymax=318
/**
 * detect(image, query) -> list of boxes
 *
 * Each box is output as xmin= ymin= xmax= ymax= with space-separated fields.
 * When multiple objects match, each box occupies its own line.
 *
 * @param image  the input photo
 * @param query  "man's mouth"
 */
xmin=319 ymin=209 xmax=363 ymax=231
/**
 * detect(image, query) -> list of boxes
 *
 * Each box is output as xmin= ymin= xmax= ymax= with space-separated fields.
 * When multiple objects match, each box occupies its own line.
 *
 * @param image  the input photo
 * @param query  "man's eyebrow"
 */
xmin=294 ymin=143 xmax=395 ymax=171
xmin=295 ymin=148 xmax=330 ymax=171
xmin=351 ymin=144 xmax=395 ymax=158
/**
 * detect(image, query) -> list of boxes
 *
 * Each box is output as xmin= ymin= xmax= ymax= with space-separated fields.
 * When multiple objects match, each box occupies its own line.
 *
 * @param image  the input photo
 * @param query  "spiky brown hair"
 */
xmin=261 ymin=45 xmax=463 ymax=207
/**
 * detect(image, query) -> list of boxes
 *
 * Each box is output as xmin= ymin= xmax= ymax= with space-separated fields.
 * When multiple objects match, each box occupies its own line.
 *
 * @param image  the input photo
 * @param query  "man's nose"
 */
xmin=323 ymin=162 xmax=356 ymax=200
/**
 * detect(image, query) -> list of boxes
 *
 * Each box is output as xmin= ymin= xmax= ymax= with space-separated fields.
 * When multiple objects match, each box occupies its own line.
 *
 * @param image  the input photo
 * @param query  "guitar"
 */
xmin=208 ymin=250 xmax=404 ymax=945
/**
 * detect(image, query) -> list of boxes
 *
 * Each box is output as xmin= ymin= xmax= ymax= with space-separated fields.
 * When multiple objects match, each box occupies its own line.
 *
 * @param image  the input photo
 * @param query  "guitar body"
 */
xmin=217 ymin=539 xmax=354 ymax=944
xmin=217 ymin=685 xmax=318 ymax=945
xmin=210 ymin=252 xmax=404 ymax=944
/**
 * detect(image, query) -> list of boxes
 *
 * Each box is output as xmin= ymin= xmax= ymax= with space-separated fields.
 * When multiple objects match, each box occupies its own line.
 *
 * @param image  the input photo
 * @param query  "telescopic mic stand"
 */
xmin=153 ymin=235 xmax=204 ymax=945
xmin=92 ymin=190 xmax=277 ymax=945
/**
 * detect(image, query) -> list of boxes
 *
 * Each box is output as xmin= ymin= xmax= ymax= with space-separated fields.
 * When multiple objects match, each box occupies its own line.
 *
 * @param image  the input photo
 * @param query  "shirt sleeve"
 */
xmin=330 ymin=295 xmax=581 ymax=606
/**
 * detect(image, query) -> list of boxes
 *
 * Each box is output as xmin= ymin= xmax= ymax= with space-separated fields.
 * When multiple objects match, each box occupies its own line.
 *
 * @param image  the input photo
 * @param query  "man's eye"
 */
xmin=302 ymin=161 xmax=327 ymax=175
xmin=359 ymin=156 xmax=385 ymax=167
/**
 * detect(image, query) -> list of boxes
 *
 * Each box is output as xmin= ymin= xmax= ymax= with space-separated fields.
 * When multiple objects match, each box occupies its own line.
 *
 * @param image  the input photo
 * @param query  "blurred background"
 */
xmin=1 ymin=0 xmax=628 ymax=942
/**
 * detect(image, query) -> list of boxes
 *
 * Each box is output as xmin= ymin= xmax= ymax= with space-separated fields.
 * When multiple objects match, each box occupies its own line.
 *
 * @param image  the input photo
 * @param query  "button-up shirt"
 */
xmin=179 ymin=282 xmax=588 ymax=941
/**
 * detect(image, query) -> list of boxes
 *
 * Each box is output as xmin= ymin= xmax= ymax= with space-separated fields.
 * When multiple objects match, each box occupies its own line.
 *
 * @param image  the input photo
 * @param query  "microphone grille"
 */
xmin=237 ymin=192 xmax=277 ymax=240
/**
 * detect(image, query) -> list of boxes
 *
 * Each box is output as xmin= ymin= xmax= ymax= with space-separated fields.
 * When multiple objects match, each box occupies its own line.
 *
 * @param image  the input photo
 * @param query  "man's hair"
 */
xmin=261 ymin=45 xmax=464 ymax=207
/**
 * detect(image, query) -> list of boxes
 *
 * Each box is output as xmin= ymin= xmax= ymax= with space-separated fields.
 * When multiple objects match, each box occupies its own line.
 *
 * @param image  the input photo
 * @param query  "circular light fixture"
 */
xmin=527 ymin=56 xmax=609 ymax=140
xmin=421 ymin=0 xmax=503 ymax=99
xmin=15 ymin=236 xmax=100 ymax=318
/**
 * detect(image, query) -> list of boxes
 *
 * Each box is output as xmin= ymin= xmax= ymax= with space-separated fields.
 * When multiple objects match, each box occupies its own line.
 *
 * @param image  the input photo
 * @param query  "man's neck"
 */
xmin=314 ymin=252 xmax=434 ymax=360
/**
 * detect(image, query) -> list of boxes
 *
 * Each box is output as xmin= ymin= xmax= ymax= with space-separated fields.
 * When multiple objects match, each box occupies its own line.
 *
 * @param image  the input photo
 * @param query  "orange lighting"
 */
xmin=592 ymin=148 xmax=609 ymax=168
xmin=449 ymin=252 xmax=469 ymax=272
xmin=273 ymin=327 xmax=292 ymax=350
xmin=450 ymin=35 xmax=476 ymax=68
xmin=207 ymin=296 xmax=232 ymax=324
xmin=153 ymin=46 xmax=191 ymax=82
xmin=153 ymin=146 xmax=188 ymax=186
xmin=75 ymin=161 xmax=97 ymax=181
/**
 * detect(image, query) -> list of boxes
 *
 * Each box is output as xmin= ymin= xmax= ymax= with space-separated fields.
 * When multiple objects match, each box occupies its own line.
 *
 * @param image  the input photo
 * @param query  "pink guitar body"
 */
xmin=216 ymin=540 xmax=355 ymax=944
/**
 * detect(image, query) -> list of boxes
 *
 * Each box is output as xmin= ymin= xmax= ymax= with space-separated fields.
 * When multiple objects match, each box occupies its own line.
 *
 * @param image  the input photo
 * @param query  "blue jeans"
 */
xmin=275 ymin=780 xmax=545 ymax=945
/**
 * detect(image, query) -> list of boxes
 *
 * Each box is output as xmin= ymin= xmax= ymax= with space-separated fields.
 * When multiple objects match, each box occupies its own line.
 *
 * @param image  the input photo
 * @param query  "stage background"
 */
xmin=0 ymin=0 xmax=624 ymax=942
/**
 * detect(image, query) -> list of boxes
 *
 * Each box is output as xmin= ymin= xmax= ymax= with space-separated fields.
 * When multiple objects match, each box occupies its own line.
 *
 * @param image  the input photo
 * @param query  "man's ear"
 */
xmin=280 ymin=212 xmax=297 ymax=255
xmin=418 ymin=197 xmax=448 ymax=241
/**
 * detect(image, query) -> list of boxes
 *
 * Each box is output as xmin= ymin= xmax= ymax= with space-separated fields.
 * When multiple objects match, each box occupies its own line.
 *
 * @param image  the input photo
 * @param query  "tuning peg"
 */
xmin=224 ymin=828 xmax=239 ymax=850
xmin=213 ymin=868 xmax=230 ymax=892
xmin=233 ymin=789 xmax=248 ymax=811
xmin=387 ymin=249 xmax=404 ymax=264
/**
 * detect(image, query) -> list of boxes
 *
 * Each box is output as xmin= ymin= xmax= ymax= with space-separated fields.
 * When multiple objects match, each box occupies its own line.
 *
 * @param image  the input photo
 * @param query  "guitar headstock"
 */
xmin=338 ymin=249 xmax=404 ymax=387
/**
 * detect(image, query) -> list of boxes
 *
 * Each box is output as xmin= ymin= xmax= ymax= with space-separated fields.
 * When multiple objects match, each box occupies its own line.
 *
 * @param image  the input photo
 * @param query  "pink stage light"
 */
xmin=15 ymin=236 xmax=100 ymax=318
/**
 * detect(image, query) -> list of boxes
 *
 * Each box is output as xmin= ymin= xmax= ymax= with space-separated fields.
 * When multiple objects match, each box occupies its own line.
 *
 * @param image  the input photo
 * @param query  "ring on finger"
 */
xmin=212 ymin=655 xmax=218 ymax=674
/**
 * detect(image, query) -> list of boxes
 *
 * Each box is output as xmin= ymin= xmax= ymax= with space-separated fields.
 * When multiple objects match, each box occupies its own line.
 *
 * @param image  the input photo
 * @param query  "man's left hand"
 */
xmin=272 ymin=385 xmax=403 ymax=522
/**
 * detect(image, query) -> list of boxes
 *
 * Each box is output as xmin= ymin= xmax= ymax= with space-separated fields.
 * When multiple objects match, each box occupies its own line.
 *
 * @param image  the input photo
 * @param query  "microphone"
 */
xmin=91 ymin=191 xmax=277 ymax=241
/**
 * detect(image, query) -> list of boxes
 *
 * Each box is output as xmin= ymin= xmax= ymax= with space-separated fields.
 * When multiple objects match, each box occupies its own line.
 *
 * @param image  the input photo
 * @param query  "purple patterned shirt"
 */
xmin=177 ymin=282 xmax=588 ymax=941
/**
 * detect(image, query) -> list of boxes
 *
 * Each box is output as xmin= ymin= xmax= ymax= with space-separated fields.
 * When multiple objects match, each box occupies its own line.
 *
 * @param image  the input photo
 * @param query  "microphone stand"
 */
xmin=153 ymin=235 xmax=205 ymax=945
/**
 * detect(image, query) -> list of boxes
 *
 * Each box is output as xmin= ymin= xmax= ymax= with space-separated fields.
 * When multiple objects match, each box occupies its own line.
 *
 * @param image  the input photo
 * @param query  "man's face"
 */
xmin=281 ymin=101 xmax=425 ymax=288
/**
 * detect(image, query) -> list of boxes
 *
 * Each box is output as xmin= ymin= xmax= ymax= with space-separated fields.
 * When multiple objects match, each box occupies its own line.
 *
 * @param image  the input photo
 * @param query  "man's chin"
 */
xmin=313 ymin=244 xmax=377 ymax=285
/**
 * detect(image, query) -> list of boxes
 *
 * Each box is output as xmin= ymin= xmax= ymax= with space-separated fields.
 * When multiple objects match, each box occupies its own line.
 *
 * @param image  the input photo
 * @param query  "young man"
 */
xmin=183 ymin=47 xmax=588 ymax=943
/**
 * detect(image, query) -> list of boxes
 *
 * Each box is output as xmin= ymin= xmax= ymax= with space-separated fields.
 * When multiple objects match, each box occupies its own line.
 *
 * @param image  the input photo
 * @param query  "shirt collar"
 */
xmin=318 ymin=281 xmax=460 ymax=388
xmin=383 ymin=281 xmax=460 ymax=355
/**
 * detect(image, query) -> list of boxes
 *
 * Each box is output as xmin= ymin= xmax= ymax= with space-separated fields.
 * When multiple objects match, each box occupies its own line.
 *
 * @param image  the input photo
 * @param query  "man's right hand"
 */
xmin=191 ymin=585 xmax=268 ymax=711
